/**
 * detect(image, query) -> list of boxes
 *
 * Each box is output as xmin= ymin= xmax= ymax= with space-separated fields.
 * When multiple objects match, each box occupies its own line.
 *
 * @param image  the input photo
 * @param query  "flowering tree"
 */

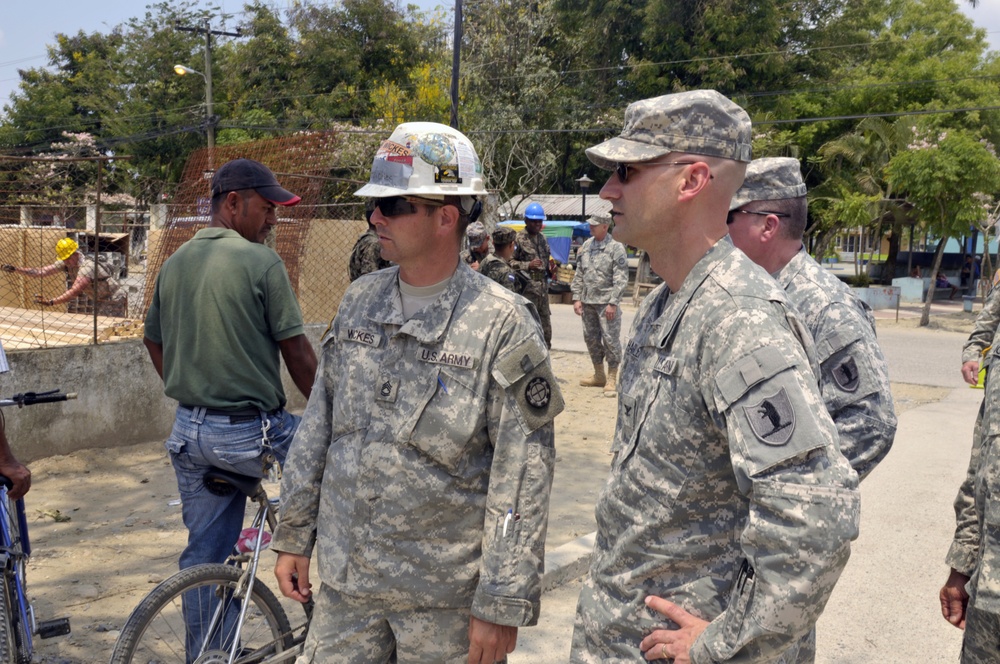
xmin=887 ymin=128 xmax=1000 ymax=325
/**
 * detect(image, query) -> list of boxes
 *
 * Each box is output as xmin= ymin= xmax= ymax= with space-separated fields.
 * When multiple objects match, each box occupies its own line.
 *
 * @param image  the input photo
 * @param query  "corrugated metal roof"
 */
xmin=500 ymin=194 xmax=613 ymax=220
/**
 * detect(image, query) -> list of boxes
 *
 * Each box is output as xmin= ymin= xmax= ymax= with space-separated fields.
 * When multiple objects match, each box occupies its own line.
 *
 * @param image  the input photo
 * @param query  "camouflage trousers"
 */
xmin=580 ymin=303 xmax=621 ymax=369
xmin=297 ymin=582 xmax=499 ymax=663
xmin=522 ymin=283 xmax=551 ymax=347
xmin=962 ymin=604 xmax=1000 ymax=663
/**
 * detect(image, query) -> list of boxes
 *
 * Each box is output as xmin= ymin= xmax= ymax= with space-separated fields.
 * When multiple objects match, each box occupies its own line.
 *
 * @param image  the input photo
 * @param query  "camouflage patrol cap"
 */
xmin=729 ymin=157 xmax=807 ymax=211
xmin=586 ymin=90 xmax=752 ymax=169
xmin=466 ymin=221 xmax=488 ymax=245
xmin=587 ymin=213 xmax=611 ymax=226
xmin=492 ymin=226 xmax=516 ymax=246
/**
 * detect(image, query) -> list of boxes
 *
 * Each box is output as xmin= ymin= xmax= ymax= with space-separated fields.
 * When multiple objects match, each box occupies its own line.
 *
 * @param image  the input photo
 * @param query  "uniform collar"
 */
xmin=650 ymin=237 xmax=735 ymax=348
xmin=773 ymin=245 xmax=808 ymax=289
xmin=364 ymin=263 xmax=473 ymax=343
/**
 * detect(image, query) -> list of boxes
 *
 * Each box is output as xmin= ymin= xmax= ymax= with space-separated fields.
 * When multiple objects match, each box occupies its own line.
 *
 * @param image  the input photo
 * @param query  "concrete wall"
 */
xmin=2 ymin=325 xmax=324 ymax=463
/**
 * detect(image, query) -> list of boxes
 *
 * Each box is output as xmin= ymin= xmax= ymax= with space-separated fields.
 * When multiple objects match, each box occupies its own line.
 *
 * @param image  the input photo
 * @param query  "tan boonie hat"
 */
xmin=587 ymin=213 xmax=611 ymax=226
xmin=729 ymin=157 xmax=807 ymax=211
xmin=586 ymin=90 xmax=752 ymax=169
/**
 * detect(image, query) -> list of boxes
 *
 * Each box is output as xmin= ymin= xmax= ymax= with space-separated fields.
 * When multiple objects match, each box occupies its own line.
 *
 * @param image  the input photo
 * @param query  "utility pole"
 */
xmin=450 ymin=0 xmax=462 ymax=130
xmin=174 ymin=19 xmax=242 ymax=149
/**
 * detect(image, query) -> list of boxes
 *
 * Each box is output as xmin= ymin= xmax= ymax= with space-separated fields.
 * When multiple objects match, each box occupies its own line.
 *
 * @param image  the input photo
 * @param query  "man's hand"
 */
xmin=1 ymin=265 xmax=15 ymax=273
xmin=639 ymin=596 xmax=710 ymax=663
xmin=274 ymin=552 xmax=312 ymax=603
xmin=0 ymin=459 xmax=30 ymax=500
xmin=467 ymin=616 xmax=516 ymax=664
xmin=471 ymin=261 xmax=480 ymax=271
xmin=961 ymin=360 xmax=980 ymax=386
xmin=573 ymin=301 xmax=583 ymax=316
xmin=940 ymin=568 xmax=970 ymax=629
xmin=528 ymin=258 xmax=543 ymax=270
xmin=604 ymin=304 xmax=617 ymax=321
xmin=32 ymin=295 xmax=52 ymax=306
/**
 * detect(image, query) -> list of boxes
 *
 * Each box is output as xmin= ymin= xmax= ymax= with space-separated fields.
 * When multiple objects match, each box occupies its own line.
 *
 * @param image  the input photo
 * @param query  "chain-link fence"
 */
xmin=1 ymin=133 xmax=380 ymax=350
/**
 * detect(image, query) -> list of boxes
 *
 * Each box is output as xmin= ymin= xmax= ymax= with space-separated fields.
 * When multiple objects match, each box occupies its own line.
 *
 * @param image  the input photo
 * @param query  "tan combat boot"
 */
xmin=580 ymin=362 xmax=606 ymax=387
xmin=603 ymin=366 xmax=619 ymax=397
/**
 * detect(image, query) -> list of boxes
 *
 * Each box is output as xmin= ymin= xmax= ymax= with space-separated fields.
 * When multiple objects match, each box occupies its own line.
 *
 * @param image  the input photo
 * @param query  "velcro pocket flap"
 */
xmin=814 ymin=328 xmax=863 ymax=363
xmin=492 ymin=336 xmax=547 ymax=388
xmin=716 ymin=346 xmax=795 ymax=409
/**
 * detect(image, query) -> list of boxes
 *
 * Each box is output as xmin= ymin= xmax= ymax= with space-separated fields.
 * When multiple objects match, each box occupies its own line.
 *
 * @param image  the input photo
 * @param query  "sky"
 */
xmin=1 ymin=1 xmax=999 ymax=117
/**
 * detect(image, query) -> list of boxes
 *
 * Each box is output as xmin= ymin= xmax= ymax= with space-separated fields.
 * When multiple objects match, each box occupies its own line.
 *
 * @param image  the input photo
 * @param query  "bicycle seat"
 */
xmin=203 ymin=469 xmax=262 ymax=498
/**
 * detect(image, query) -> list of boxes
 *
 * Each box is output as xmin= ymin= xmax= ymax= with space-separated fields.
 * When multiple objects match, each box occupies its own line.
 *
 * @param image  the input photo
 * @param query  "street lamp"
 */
xmin=576 ymin=174 xmax=594 ymax=224
xmin=174 ymin=64 xmax=215 ymax=149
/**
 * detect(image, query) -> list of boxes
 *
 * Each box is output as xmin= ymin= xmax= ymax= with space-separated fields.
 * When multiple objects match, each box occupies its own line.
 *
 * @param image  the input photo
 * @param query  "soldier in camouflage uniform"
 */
xmin=348 ymin=201 xmax=392 ymax=281
xmin=479 ymin=226 xmax=520 ymax=292
xmin=571 ymin=212 xmax=628 ymax=396
xmin=728 ymin=157 xmax=897 ymax=482
xmin=272 ymin=122 xmax=563 ymax=664
xmin=460 ymin=221 xmax=490 ymax=269
xmin=727 ymin=157 xmax=897 ymax=661
xmin=569 ymin=90 xmax=860 ymax=663
xmin=940 ymin=283 xmax=1000 ymax=661
xmin=510 ymin=203 xmax=552 ymax=347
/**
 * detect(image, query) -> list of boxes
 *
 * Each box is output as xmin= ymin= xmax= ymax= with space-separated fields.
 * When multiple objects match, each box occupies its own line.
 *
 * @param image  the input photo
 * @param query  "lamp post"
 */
xmin=174 ymin=64 xmax=214 ymax=149
xmin=576 ymin=174 xmax=594 ymax=224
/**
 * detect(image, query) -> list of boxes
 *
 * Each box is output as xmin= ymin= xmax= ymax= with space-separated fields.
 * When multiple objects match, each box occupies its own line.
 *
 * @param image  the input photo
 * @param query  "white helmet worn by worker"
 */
xmin=355 ymin=122 xmax=486 ymax=216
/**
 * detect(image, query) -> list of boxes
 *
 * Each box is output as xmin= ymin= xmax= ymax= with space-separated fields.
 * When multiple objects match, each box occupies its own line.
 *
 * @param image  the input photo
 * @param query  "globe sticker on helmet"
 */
xmin=415 ymin=133 xmax=462 ymax=184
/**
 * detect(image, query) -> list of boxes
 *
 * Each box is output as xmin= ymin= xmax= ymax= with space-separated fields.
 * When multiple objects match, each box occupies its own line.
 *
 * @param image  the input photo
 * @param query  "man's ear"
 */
xmin=677 ymin=162 xmax=713 ymax=201
xmin=759 ymin=213 xmax=783 ymax=242
xmin=438 ymin=203 xmax=461 ymax=236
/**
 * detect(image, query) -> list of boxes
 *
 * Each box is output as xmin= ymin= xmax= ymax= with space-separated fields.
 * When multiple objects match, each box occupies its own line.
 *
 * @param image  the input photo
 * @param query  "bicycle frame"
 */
xmin=0 ymin=488 xmax=32 ymax=657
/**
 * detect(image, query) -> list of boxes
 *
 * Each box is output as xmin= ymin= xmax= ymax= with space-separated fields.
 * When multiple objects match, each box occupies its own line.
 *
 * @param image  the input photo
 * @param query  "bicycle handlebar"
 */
xmin=0 ymin=390 xmax=77 ymax=408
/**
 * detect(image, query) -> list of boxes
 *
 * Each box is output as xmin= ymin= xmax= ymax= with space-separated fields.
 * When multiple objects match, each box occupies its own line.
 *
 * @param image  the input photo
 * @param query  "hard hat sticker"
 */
xmin=435 ymin=166 xmax=462 ymax=184
xmin=369 ymin=159 xmax=413 ymax=189
xmin=375 ymin=140 xmax=411 ymax=160
xmin=415 ymin=134 xmax=458 ymax=168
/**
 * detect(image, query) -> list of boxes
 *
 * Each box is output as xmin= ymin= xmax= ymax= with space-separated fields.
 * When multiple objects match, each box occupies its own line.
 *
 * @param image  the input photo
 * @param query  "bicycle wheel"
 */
xmin=110 ymin=563 xmax=294 ymax=664
xmin=0 ymin=572 xmax=16 ymax=664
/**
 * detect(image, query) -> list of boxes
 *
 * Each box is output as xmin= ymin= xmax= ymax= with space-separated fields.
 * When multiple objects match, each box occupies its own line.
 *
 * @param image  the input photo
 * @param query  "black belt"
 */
xmin=180 ymin=404 xmax=281 ymax=423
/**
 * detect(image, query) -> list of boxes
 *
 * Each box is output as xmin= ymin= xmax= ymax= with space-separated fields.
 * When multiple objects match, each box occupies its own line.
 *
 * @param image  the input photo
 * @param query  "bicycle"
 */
xmin=0 ymin=389 xmax=75 ymax=663
xmin=110 ymin=466 xmax=312 ymax=664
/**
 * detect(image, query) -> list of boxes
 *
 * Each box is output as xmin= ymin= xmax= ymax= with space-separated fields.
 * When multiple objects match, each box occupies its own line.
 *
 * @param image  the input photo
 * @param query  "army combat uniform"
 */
xmin=272 ymin=263 xmax=563 ymax=662
xmin=777 ymin=248 xmax=896 ymax=480
xmin=571 ymin=240 xmax=860 ymax=663
xmin=479 ymin=253 xmax=519 ymax=292
xmin=511 ymin=231 xmax=552 ymax=346
xmin=571 ymin=234 xmax=629 ymax=371
xmin=348 ymin=228 xmax=391 ymax=281
xmin=948 ymin=284 xmax=1000 ymax=662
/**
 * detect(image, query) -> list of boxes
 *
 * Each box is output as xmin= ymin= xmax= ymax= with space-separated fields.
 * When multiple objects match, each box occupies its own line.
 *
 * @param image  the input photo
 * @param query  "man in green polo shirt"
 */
xmin=143 ymin=158 xmax=317 ymax=659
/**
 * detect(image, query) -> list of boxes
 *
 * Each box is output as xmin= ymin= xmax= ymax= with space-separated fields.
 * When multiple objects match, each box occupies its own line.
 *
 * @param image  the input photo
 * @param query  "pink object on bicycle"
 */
xmin=236 ymin=528 xmax=271 ymax=554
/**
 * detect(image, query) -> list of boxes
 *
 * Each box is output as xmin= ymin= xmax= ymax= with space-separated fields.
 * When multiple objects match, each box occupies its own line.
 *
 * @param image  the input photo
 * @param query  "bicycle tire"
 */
xmin=0 ymin=572 xmax=17 ymax=664
xmin=109 ymin=563 xmax=295 ymax=664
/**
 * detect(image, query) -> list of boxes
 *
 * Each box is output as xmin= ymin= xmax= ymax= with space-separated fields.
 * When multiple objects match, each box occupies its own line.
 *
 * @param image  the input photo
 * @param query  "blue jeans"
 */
xmin=166 ymin=405 xmax=300 ymax=660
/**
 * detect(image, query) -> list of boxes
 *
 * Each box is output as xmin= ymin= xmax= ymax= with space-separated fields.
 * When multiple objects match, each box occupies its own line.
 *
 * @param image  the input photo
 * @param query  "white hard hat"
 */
xmin=354 ymin=122 xmax=486 ymax=199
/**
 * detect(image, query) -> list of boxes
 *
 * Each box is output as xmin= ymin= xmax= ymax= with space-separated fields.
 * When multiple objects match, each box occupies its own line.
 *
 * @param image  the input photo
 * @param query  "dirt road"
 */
xmin=26 ymin=315 xmax=956 ymax=662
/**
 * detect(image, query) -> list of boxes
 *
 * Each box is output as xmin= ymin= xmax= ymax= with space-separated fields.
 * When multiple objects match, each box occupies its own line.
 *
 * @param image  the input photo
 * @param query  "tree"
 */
xmin=887 ymin=128 xmax=1000 ymax=325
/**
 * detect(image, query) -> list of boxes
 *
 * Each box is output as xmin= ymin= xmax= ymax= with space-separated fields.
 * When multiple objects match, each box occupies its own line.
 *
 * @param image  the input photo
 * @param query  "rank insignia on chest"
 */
xmin=743 ymin=388 xmax=796 ymax=446
xmin=832 ymin=357 xmax=860 ymax=392
xmin=375 ymin=375 xmax=400 ymax=403
xmin=524 ymin=376 xmax=551 ymax=408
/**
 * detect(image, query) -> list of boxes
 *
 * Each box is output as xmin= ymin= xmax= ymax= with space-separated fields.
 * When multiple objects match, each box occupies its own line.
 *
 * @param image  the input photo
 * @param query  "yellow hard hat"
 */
xmin=55 ymin=238 xmax=79 ymax=261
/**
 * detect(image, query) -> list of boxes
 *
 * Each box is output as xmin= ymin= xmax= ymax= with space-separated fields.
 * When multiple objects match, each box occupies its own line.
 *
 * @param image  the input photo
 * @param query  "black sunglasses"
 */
xmin=726 ymin=209 xmax=790 ymax=225
xmin=374 ymin=196 xmax=443 ymax=218
xmin=614 ymin=161 xmax=713 ymax=184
